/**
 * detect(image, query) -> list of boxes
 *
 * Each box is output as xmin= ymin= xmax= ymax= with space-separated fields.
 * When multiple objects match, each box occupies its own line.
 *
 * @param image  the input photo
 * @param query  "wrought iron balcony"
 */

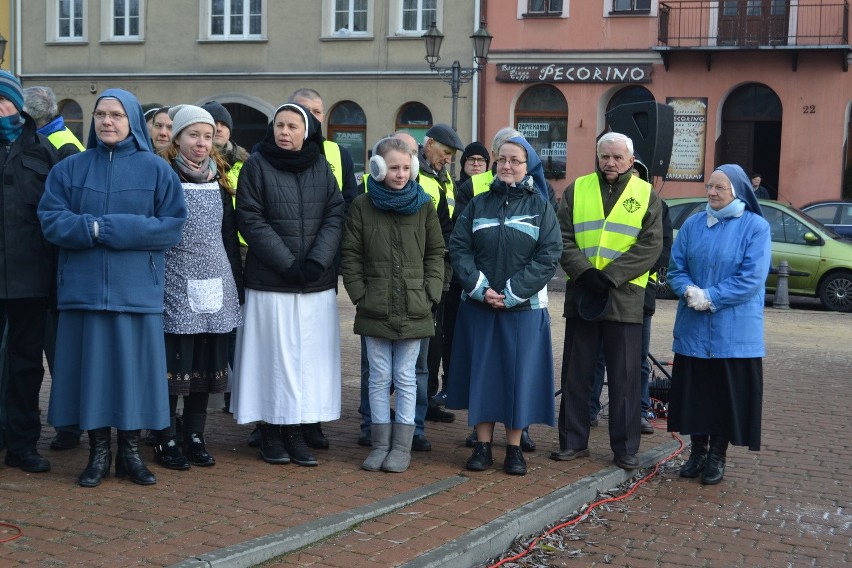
xmin=656 ymin=1 xmax=851 ymax=70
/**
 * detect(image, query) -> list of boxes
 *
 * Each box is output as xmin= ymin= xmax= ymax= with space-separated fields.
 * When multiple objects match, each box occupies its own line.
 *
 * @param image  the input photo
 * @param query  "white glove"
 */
xmin=685 ymin=286 xmax=711 ymax=311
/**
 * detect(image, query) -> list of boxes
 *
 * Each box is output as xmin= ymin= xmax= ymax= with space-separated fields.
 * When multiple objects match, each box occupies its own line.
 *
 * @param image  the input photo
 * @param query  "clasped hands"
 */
xmin=484 ymin=287 xmax=506 ymax=309
xmin=684 ymin=285 xmax=711 ymax=311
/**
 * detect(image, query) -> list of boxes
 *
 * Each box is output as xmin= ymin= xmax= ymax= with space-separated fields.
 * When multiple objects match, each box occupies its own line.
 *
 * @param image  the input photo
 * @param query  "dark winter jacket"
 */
xmin=0 ymin=114 xmax=61 ymax=299
xmin=341 ymin=193 xmax=445 ymax=339
xmin=236 ymin=152 xmax=345 ymax=293
xmin=450 ymin=175 xmax=562 ymax=311
xmin=37 ymin=88 xmax=188 ymax=313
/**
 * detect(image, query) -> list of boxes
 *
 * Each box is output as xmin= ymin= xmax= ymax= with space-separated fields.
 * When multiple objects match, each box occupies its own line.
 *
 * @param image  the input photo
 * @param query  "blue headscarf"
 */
xmin=86 ymin=88 xmax=153 ymax=152
xmin=507 ymin=136 xmax=549 ymax=203
xmin=715 ymin=164 xmax=763 ymax=218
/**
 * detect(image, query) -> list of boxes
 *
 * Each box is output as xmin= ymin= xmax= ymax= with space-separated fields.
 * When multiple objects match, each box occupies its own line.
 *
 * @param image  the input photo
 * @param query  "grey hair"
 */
xmin=288 ymin=88 xmax=322 ymax=103
xmin=491 ymin=127 xmax=522 ymax=155
xmin=23 ymin=86 xmax=58 ymax=124
xmin=597 ymin=131 xmax=634 ymax=156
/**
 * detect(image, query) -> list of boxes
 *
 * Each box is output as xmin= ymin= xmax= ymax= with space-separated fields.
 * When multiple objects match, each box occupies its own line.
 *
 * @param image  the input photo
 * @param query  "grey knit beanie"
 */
xmin=168 ymin=104 xmax=215 ymax=137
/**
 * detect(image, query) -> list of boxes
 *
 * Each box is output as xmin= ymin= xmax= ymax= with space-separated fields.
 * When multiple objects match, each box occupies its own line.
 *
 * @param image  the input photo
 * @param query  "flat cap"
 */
xmin=426 ymin=123 xmax=464 ymax=152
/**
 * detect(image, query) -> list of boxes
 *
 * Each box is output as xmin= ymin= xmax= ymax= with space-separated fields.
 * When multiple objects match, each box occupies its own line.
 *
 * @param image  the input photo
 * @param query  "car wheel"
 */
xmin=655 ymin=267 xmax=677 ymax=300
xmin=818 ymin=271 xmax=852 ymax=312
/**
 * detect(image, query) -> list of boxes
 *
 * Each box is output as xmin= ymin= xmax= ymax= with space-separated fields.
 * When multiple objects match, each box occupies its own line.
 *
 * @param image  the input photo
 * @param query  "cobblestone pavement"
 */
xmin=0 ymin=288 xmax=848 ymax=567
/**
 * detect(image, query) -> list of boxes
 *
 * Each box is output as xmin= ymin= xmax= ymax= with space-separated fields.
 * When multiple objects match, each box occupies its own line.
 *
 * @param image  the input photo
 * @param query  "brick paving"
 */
xmin=0 ymin=289 xmax=849 ymax=567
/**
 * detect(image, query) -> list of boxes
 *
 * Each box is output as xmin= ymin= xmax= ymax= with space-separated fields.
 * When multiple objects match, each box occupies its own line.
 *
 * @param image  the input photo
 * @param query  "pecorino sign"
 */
xmin=496 ymin=63 xmax=652 ymax=84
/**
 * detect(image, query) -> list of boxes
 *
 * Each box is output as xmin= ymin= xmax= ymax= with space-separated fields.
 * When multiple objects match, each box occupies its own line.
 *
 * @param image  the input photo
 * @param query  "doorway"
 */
xmin=718 ymin=0 xmax=790 ymax=46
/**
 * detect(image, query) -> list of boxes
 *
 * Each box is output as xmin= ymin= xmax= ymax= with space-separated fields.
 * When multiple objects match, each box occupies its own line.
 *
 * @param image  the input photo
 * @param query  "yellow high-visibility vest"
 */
xmin=228 ymin=160 xmax=247 ymax=247
xmin=419 ymin=173 xmax=455 ymax=217
xmin=573 ymin=173 xmax=652 ymax=288
xmin=323 ymin=140 xmax=343 ymax=191
xmin=471 ymin=170 xmax=494 ymax=197
xmin=47 ymin=128 xmax=85 ymax=152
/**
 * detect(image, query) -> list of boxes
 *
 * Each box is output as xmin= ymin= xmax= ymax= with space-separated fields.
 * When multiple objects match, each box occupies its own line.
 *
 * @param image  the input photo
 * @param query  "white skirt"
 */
xmin=231 ymin=288 xmax=341 ymax=425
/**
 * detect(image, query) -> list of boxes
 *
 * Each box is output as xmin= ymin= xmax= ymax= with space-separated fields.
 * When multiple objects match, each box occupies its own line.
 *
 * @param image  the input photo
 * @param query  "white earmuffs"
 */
xmin=369 ymin=137 xmax=419 ymax=182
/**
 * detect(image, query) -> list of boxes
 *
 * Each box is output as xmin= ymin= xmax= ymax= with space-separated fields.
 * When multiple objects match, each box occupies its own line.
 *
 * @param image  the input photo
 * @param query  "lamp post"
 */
xmin=423 ymin=20 xmax=493 ymax=135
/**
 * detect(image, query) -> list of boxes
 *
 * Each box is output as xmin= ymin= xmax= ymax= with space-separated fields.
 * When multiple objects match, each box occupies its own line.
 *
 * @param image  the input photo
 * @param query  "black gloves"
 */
xmin=282 ymin=263 xmax=303 ymax=285
xmin=302 ymin=260 xmax=324 ymax=283
xmin=575 ymin=268 xmax=613 ymax=294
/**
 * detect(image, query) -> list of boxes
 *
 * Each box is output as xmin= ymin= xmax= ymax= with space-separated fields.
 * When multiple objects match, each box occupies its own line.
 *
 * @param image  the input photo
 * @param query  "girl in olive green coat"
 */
xmin=341 ymin=137 xmax=444 ymax=473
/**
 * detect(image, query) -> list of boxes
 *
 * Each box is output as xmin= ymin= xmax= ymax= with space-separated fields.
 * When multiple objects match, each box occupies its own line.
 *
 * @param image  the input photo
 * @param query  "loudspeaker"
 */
xmin=605 ymin=101 xmax=674 ymax=177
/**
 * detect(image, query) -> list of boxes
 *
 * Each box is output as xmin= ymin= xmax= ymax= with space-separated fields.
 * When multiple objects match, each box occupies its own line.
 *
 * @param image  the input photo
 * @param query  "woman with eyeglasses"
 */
xmin=446 ymin=136 xmax=562 ymax=476
xmin=38 ymin=89 xmax=188 ymax=487
xmin=666 ymin=164 xmax=771 ymax=485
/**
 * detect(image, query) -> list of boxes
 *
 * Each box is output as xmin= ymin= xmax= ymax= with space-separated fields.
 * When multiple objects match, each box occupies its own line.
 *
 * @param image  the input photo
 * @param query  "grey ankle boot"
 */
xmin=361 ymin=423 xmax=392 ymax=472
xmin=382 ymin=423 xmax=416 ymax=473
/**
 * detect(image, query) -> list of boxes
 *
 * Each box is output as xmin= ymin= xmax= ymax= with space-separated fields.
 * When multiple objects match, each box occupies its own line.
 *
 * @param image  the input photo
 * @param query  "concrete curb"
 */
xmin=402 ymin=440 xmax=682 ymax=568
xmin=169 ymin=476 xmax=468 ymax=568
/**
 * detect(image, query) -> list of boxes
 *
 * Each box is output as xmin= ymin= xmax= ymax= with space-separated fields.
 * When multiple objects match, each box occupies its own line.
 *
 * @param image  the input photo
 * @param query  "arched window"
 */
xmin=58 ymin=99 xmax=84 ymax=142
xmin=515 ymin=84 xmax=568 ymax=180
xmin=328 ymin=101 xmax=367 ymax=175
xmin=396 ymin=102 xmax=432 ymax=145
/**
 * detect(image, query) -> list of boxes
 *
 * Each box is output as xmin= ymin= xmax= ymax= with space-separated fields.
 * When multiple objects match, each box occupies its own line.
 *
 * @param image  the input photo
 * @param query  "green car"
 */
xmin=658 ymin=197 xmax=852 ymax=313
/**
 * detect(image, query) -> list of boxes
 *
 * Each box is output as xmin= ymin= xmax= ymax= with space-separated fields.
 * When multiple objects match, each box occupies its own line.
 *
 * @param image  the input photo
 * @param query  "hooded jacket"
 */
xmin=38 ymin=88 xmax=188 ymax=313
xmin=668 ymin=164 xmax=771 ymax=359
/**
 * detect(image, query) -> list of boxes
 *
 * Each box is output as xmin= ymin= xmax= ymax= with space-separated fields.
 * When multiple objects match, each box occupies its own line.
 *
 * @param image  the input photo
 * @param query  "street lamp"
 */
xmin=423 ymin=20 xmax=493 ymax=135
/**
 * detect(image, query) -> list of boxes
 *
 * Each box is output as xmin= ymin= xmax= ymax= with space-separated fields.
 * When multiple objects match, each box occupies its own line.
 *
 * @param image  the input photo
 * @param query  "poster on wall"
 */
xmin=665 ymin=97 xmax=708 ymax=182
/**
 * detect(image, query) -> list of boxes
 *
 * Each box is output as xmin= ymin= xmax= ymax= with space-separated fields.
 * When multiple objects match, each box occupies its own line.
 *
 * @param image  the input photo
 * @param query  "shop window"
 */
xmin=515 ymin=85 xmax=568 ymax=180
xmin=328 ymin=101 xmax=368 ymax=176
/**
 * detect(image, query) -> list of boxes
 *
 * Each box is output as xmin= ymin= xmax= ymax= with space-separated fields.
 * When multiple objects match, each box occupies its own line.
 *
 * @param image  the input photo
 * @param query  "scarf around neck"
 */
xmin=174 ymin=152 xmax=217 ymax=183
xmin=706 ymin=198 xmax=746 ymax=227
xmin=258 ymin=138 xmax=321 ymax=173
xmin=0 ymin=113 xmax=25 ymax=144
xmin=367 ymin=175 xmax=431 ymax=216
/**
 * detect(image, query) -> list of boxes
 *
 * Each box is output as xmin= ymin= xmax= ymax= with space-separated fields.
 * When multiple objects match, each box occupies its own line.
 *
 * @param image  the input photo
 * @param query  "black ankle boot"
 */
xmin=78 ymin=428 xmax=112 ymax=488
xmin=116 ymin=430 xmax=157 ymax=485
xmin=503 ymin=445 xmax=527 ymax=475
xmin=182 ymin=412 xmax=215 ymax=467
xmin=301 ymin=422 xmax=329 ymax=449
xmin=282 ymin=425 xmax=318 ymax=466
xmin=680 ymin=435 xmax=709 ymax=478
xmin=259 ymin=423 xmax=290 ymax=464
xmin=701 ymin=436 xmax=728 ymax=485
xmin=466 ymin=442 xmax=493 ymax=471
xmin=153 ymin=417 xmax=190 ymax=470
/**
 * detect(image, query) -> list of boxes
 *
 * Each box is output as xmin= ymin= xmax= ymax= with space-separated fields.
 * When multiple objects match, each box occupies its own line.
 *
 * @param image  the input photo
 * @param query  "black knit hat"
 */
xmin=201 ymin=101 xmax=233 ymax=131
xmin=461 ymin=141 xmax=490 ymax=169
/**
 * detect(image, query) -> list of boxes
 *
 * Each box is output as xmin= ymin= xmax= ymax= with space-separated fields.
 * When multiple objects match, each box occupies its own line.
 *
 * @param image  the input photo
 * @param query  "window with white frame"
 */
xmin=207 ymin=0 xmax=264 ymax=39
xmin=401 ymin=0 xmax=436 ymax=33
xmin=50 ymin=0 xmax=85 ymax=41
xmin=611 ymin=0 xmax=652 ymax=13
xmin=335 ymin=0 xmax=369 ymax=34
xmin=103 ymin=0 xmax=143 ymax=41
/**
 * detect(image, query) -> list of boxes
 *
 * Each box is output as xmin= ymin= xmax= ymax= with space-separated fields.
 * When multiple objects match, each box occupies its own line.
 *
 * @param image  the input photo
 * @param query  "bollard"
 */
xmin=773 ymin=260 xmax=791 ymax=309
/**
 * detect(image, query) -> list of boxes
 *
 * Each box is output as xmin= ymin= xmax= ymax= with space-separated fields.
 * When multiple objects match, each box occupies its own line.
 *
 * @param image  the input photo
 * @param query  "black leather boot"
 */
xmin=701 ymin=436 xmax=728 ymax=485
xmin=78 ymin=428 xmax=112 ymax=488
xmin=680 ymin=434 xmax=709 ymax=478
xmin=182 ymin=412 xmax=215 ymax=467
xmin=116 ymin=430 xmax=157 ymax=485
xmin=301 ymin=422 xmax=329 ymax=449
xmin=503 ymin=445 xmax=527 ymax=475
xmin=153 ymin=418 xmax=190 ymax=470
xmin=259 ymin=423 xmax=289 ymax=464
xmin=466 ymin=442 xmax=493 ymax=471
xmin=282 ymin=425 xmax=318 ymax=466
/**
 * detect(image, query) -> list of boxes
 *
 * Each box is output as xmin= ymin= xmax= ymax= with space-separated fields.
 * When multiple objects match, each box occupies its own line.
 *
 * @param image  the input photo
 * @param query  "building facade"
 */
xmin=17 ymin=0 xmax=486 ymax=177
xmin=480 ymin=0 xmax=852 ymax=205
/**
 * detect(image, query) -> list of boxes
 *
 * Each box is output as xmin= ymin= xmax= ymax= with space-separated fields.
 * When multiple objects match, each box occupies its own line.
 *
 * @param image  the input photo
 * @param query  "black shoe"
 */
xmin=549 ymin=447 xmax=590 ymax=462
xmin=5 ymin=450 xmax=51 ymax=473
xmin=222 ymin=392 xmax=232 ymax=413
xmin=431 ymin=390 xmax=448 ymax=406
xmin=425 ymin=404 xmax=455 ymax=423
xmin=259 ymin=424 xmax=290 ymax=464
xmin=411 ymin=434 xmax=432 ymax=452
xmin=503 ymin=445 xmax=527 ymax=475
xmin=465 ymin=429 xmax=477 ymax=448
xmin=282 ymin=425 xmax=318 ymax=466
xmin=50 ymin=430 xmax=81 ymax=450
xmin=301 ymin=423 xmax=329 ymax=449
xmin=614 ymin=453 xmax=639 ymax=470
xmin=247 ymin=425 xmax=261 ymax=448
xmin=466 ymin=442 xmax=493 ymax=471
xmin=679 ymin=436 xmax=709 ymax=478
xmin=640 ymin=417 xmax=654 ymax=435
xmin=358 ymin=430 xmax=372 ymax=447
xmin=153 ymin=439 xmax=191 ymax=471
xmin=520 ymin=430 xmax=536 ymax=452
xmin=701 ymin=452 xmax=726 ymax=485
xmin=79 ymin=428 xmax=112 ymax=488
xmin=184 ymin=433 xmax=215 ymax=467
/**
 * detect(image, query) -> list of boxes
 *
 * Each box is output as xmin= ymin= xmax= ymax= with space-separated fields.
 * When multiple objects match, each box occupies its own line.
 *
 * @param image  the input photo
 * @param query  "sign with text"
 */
xmin=665 ymin=97 xmax=708 ymax=182
xmin=496 ymin=63 xmax=652 ymax=83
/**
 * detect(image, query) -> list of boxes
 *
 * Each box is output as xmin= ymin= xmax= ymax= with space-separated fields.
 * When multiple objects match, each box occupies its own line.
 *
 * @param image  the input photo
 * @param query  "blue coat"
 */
xmin=668 ymin=208 xmax=771 ymax=359
xmin=38 ymin=88 xmax=187 ymax=314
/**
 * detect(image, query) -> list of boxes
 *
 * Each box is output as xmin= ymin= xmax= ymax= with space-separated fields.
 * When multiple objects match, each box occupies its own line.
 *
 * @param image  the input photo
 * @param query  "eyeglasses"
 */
xmin=496 ymin=158 xmax=526 ymax=168
xmin=704 ymin=183 xmax=731 ymax=193
xmin=93 ymin=111 xmax=128 ymax=122
xmin=466 ymin=157 xmax=487 ymax=165
xmin=153 ymin=122 xmax=173 ymax=131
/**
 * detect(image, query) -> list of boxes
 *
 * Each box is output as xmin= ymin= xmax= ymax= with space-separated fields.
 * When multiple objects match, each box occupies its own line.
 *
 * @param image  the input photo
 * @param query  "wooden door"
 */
xmin=718 ymin=1 xmax=789 ymax=46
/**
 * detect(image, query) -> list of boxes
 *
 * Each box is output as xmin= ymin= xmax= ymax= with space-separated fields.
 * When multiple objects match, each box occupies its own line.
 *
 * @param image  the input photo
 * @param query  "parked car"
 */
xmin=656 ymin=197 xmax=852 ymax=312
xmin=800 ymin=200 xmax=852 ymax=238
